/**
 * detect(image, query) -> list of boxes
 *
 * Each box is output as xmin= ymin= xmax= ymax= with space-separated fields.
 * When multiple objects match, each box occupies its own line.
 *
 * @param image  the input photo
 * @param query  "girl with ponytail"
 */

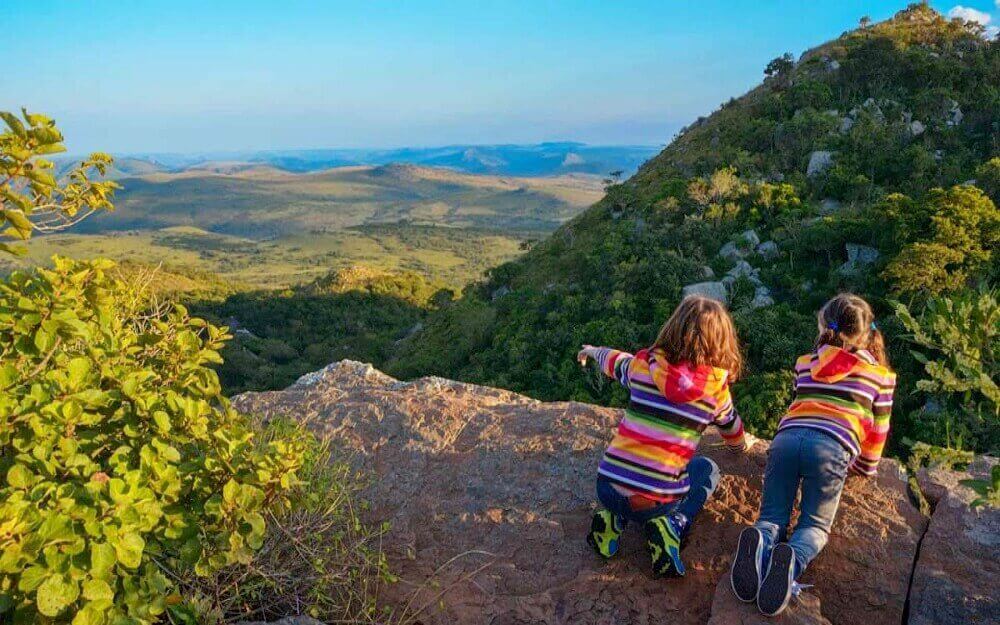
xmin=729 ymin=293 xmax=896 ymax=616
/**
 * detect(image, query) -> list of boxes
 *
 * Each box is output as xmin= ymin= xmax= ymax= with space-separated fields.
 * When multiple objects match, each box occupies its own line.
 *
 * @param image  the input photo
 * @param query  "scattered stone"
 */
xmin=700 ymin=266 xmax=715 ymax=279
xmin=910 ymin=457 xmax=1000 ymax=625
xmin=838 ymin=244 xmax=881 ymax=276
xmin=807 ymin=151 xmax=835 ymax=177
xmin=740 ymin=229 xmax=760 ymax=247
xmin=934 ymin=149 xmax=944 ymax=161
xmin=724 ymin=260 xmax=763 ymax=286
xmin=682 ymin=281 xmax=728 ymax=304
xmin=819 ymin=198 xmax=843 ymax=215
xmin=839 ymin=116 xmax=855 ymax=133
xmin=756 ymin=240 xmax=779 ymax=260
xmin=750 ymin=285 xmax=775 ymax=308
xmin=945 ymin=99 xmax=964 ymax=126
xmin=909 ymin=120 xmax=926 ymax=136
xmin=491 ymin=285 xmax=511 ymax=301
xmin=718 ymin=241 xmax=744 ymax=262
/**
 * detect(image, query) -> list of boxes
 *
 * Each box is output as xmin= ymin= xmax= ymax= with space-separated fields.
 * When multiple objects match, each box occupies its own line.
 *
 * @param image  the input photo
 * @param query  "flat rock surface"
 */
xmin=234 ymin=361 xmax=928 ymax=625
xmin=910 ymin=458 xmax=999 ymax=625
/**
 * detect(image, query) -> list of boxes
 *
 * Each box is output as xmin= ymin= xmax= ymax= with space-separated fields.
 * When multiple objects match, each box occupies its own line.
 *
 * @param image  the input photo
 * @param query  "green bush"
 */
xmin=0 ymin=257 xmax=307 ymax=623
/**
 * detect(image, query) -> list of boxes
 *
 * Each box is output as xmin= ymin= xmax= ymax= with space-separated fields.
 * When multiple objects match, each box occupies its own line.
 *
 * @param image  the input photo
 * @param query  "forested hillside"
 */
xmin=390 ymin=4 xmax=1000 ymax=454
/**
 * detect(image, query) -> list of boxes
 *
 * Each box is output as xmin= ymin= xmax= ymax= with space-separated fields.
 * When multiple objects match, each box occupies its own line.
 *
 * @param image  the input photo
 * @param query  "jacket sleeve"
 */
xmin=591 ymin=347 xmax=634 ymax=389
xmin=713 ymin=384 xmax=746 ymax=448
xmin=852 ymin=372 xmax=896 ymax=476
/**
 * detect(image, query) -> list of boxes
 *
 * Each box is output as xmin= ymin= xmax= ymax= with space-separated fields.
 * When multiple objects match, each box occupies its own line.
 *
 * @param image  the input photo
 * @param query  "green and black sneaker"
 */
xmin=587 ymin=509 xmax=624 ymax=558
xmin=645 ymin=514 xmax=685 ymax=578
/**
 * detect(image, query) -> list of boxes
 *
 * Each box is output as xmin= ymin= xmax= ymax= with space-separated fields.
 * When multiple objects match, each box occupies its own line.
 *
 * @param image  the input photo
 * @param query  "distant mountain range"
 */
xmin=57 ymin=142 xmax=659 ymax=179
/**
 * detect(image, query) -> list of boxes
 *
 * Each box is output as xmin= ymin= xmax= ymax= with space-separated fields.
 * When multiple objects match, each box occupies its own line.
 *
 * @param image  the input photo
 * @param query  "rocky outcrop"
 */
xmin=682 ymin=281 xmax=728 ymax=304
xmin=226 ymin=362 xmax=970 ymax=625
xmin=908 ymin=458 xmax=999 ymax=625
xmin=807 ymin=151 xmax=835 ymax=177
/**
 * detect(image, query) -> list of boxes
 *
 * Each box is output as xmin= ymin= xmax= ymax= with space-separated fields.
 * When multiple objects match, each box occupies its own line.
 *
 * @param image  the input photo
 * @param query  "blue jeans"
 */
xmin=754 ymin=427 xmax=851 ymax=576
xmin=597 ymin=456 xmax=721 ymax=528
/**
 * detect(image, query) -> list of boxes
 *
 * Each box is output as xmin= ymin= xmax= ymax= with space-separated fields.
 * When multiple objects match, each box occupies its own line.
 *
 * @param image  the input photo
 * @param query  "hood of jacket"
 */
xmin=643 ymin=347 xmax=729 ymax=403
xmin=811 ymin=344 xmax=878 ymax=383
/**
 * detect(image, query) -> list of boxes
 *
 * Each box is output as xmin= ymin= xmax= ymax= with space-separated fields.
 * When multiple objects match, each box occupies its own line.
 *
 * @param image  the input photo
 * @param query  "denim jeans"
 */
xmin=754 ymin=427 xmax=851 ymax=576
xmin=596 ymin=456 xmax=721 ymax=528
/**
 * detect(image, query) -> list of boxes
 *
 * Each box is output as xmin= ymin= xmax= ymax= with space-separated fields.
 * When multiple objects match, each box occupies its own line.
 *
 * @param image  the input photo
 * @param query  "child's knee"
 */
xmin=690 ymin=456 xmax=721 ymax=493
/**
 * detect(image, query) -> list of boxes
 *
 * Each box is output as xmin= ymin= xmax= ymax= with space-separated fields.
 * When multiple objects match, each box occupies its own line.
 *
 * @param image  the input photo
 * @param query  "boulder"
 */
xmin=725 ymin=260 xmax=762 ymax=285
xmin=807 ymin=151 xmax=835 ymax=177
xmin=839 ymin=116 xmax=855 ymax=133
xmin=909 ymin=120 xmax=926 ymax=136
xmin=838 ymin=244 xmax=880 ymax=276
xmin=700 ymin=266 xmax=716 ymax=279
xmin=718 ymin=241 xmax=744 ymax=262
xmin=756 ymin=240 xmax=779 ymax=260
xmin=909 ymin=458 xmax=1000 ymax=625
xmin=945 ymin=99 xmax=963 ymax=126
xmin=683 ymin=281 xmax=729 ymax=304
xmin=491 ymin=285 xmax=512 ymax=300
xmin=741 ymin=229 xmax=760 ymax=247
xmin=819 ymin=198 xmax=842 ymax=215
xmin=750 ymin=285 xmax=775 ymax=309
xmin=233 ymin=362 xmax=931 ymax=625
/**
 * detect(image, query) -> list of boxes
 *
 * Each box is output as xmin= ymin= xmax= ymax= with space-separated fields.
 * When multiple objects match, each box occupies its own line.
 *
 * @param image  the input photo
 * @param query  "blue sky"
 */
xmin=1 ymin=1 xmax=996 ymax=154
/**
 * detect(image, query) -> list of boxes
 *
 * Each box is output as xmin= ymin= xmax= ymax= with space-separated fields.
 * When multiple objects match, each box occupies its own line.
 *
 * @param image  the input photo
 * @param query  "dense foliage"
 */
xmin=0 ymin=258 xmax=308 ymax=623
xmin=390 ymin=4 xmax=1000 ymax=454
xmin=192 ymin=266 xmax=450 ymax=394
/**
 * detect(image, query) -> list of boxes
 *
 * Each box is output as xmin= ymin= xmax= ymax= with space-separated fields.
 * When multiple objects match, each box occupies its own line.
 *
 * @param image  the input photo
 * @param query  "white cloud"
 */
xmin=948 ymin=5 xmax=993 ymax=25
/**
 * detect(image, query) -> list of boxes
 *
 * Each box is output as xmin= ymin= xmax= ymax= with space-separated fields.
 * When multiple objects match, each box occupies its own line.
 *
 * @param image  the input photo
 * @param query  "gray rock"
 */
xmin=910 ymin=458 xmax=1000 ymax=625
xmin=819 ymin=198 xmax=843 ymax=215
xmin=756 ymin=240 xmax=779 ymax=260
xmin=718 ymin=241 xmax=744 ymax=262
xmin=491 ymin=285 xmax=511 ymax=300
xmin=726 ymin=260 xmax=762 ymax=285
xmin=837 ymin=244 xmax=880 ymax=276
xmin=839 ymin=116 xmax=855 ymax=133
xmin=750 ymin=285 xmax=775 ymax=308
xmin=700 ymin=266 xmax=715 ymax=279
xmin=681 ymin=281 xmax=728 ymax=304
xmin=807 ymin=151 xmax=835 ymax=177
xmin=945 ymin=99 xmax=964 ymax=126
xmin=909 ymin=120 xmax=926 ymax=136
xmin=741 ymin=229 xmax=761 ymax=247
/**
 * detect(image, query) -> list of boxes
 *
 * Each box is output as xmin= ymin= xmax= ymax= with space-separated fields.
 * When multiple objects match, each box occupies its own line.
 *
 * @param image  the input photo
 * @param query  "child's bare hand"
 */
xmin=743 ymin=433 xmax=761 ymax=452
xmin=577 ymin=344 xmax=595 ymax=366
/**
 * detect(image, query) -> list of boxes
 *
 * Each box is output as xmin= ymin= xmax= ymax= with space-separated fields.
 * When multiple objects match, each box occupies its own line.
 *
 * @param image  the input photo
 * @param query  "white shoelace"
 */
xmin=791 ymin=581 xmax=812 ymax=598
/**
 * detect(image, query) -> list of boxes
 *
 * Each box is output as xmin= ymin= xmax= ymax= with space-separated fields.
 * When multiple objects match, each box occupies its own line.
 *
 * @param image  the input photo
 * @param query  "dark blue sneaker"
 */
xmin=731 ymin=527 xmax=764 ymax=602
xmin=757 ymin=543 xmax=797 ymax=616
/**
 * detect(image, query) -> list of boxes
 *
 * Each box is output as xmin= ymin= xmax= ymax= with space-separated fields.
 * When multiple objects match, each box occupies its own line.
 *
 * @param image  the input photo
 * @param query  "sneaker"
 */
xmin=757 ymin=543 xmax=796 ymax=616
xmin=587 ymin=510 xmax=623 ymax=558
xmin=731 ymin=527 xmax=764 ymax=602
xmin=644 ymin=514 xmax=685 ymax=577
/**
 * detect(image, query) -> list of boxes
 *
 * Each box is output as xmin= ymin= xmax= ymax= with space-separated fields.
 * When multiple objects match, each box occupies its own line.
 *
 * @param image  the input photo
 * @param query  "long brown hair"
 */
xmin=653 ymin=295 xmax=743 ymax=380
xmin=815 ymin=293 xmax=890 ymax=367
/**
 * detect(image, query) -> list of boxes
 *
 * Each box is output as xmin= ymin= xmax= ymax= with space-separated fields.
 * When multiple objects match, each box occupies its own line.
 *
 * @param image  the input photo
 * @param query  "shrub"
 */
xmin=179 ymin=416 xmax=399 ymax=624
xmin=0 ymin=257 xmax=307 ymax=623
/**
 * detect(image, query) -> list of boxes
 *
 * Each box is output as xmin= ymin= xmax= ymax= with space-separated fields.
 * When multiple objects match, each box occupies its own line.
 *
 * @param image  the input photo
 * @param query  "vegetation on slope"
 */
xmin=390 ymin=4 xmax=1000 ymax=454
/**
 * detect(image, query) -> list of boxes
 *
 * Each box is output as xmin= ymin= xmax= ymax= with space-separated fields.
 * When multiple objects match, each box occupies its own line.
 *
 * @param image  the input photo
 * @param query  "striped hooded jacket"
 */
xmin=777 ymin=345 xmax=896 ymax=475
xmin=592 ymin=346 xmax=745 ymax=505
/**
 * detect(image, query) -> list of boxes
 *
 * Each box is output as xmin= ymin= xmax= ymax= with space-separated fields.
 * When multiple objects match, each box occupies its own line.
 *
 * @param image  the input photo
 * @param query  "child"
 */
xmin=730 ymin=293 xmax=895 ymax=616
xmin=579 ymin=295 xmax=748 ymax=578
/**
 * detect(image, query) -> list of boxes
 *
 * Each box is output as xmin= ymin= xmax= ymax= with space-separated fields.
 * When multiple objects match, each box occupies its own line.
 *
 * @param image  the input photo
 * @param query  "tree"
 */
xmin=859 ymin=15 xmax=873 ymax=29
xmin=764 ymin=53 xmax=795 ymax=85
xmin=0 ymin=109 xmax=119 ymax=255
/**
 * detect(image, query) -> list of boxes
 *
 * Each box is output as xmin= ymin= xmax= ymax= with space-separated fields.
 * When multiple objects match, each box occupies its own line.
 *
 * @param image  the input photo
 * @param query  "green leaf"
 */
xmin=36 ymin=575 xmax=79 ymax=617
xmin=81 ymin=579 xmax=113 ymax=602
xmin=7 ymin=464 xmax=32 ymax=489
xmin=90 ymin=543 xmax=116 ymax=580
xmin=112 ymin=532 xmax=144 ymax=569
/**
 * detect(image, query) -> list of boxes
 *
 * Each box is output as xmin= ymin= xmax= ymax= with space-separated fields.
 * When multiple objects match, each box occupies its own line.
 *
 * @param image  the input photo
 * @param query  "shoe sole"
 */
xmin=645 ymin=518 xmax=685 ymax=578
xmin=731 ymin=527 xmax=763 ymax=602
xmin=758 ymin=543 xmax=795 ymax=616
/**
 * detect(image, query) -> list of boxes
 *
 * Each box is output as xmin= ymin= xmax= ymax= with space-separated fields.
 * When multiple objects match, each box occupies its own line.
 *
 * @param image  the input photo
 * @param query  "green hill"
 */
xmin=389 ymin=4 xmax=1000 ymax=453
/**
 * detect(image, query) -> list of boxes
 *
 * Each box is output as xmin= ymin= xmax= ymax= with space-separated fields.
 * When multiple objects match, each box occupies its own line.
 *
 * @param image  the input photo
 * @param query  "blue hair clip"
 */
xmin=871 ymin=321 xmax=877 ymax=331
xmin=827 ymin=320 xmax=839 ymax=331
